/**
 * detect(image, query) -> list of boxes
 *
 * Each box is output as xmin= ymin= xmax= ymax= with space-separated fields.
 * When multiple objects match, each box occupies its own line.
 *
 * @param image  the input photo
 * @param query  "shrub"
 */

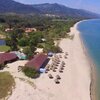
xmin=0 ymin=63 xmax=5 ymax=70
xmin=18 ymin=38 xmax=29 ymax=47
xmin=22 ymin=67 xmax=40 ymax=78
xmin=0 ymin=72 xmax=15 ymax=99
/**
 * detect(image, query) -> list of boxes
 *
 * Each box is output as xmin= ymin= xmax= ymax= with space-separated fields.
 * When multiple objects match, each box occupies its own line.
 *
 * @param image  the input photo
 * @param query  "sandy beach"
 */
xmin=2 ymin=21 xmax=93 ymax=100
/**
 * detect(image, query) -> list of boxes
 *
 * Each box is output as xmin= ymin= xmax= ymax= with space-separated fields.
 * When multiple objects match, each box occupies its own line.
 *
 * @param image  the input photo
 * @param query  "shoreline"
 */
xmin=73 ymin=21 xmax=96 ymax=100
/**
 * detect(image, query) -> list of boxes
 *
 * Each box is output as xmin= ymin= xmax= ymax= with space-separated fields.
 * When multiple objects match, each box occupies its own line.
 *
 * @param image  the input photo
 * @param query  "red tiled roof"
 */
xmin=26 ymin=53 xmax=47 ymax=70
xmin=0 ymin=53 xmax=18 ymax=64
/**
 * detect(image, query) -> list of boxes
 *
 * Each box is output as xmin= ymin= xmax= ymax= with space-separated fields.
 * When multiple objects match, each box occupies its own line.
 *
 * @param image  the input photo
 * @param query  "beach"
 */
xmin=4 ymin=21 xmax=94 ymax=100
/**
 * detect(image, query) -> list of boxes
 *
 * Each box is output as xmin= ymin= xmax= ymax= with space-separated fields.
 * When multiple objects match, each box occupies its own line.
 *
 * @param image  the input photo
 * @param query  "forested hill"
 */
xmin=0 ymin=0 xmax=40 ymax=14
xmin=33 ymin=3 xmax=100 ymax=18
xmin=0 ymin=0 xmax=100 ymax=18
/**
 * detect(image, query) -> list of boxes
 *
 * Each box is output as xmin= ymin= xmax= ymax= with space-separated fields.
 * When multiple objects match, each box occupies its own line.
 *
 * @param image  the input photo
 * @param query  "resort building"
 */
xmin=0 ymin=53 xmax=18 ymax=65
xmin=25 ymin=53 xmax=48 ymax=71
xmin=25 ymin=28 xmax=37 ymax=33
xmin=5 ymin=28 xmax=13 ymax=32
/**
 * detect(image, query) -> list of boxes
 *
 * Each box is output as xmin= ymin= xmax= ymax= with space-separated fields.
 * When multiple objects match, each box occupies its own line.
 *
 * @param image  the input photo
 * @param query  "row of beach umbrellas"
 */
xmin=46 ymin=53 xmax=68 ymax=84
xmin=48 ymin=74 xmax=61 ymax=84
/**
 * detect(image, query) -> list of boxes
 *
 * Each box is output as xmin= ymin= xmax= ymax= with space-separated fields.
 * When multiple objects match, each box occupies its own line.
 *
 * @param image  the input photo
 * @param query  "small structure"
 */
xmin=5 ymin=28 xmax=13 ymax=32
xmin=25 ymin=53 xmax=48 ymax=71
xmin=25 ymin=28 xmax=37 ymax=33
xmin=11 ymin=51 xmax=27 ymax=60
xmin=48 ymin=52 xmax=54 ymax=57
xmin=0 ymin=53 xmax=18 ymax=65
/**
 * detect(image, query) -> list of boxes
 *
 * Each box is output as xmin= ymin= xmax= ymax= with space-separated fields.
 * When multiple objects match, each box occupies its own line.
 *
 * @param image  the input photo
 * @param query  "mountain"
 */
xmin=0 ymin=0 xmax=40 ymax=14
xmin=33 ymin=3 xmax=100 ymax=18
xmin=0 ymin=0 xmax=99 ymax=18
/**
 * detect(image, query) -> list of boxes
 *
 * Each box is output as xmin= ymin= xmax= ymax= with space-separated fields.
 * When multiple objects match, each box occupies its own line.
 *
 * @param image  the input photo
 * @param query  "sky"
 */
xmin=14 ymin=0 xmax=100 ymax=14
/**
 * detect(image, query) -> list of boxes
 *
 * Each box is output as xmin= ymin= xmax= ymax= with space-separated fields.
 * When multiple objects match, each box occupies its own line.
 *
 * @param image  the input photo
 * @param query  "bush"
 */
xmin=0 ymin=64 xmax=5 ymax=70
xmin=22 ymin=67 xmax=40 ymax=78
xmin=18 ymin=38 xmax=29 ymax=47
xmin=0 ymin=72 xmax=15 ymax=99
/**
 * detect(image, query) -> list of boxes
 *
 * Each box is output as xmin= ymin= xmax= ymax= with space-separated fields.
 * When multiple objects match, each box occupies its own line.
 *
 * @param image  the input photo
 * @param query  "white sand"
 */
xmin=1 ymin=22 xmax=91 ymax=100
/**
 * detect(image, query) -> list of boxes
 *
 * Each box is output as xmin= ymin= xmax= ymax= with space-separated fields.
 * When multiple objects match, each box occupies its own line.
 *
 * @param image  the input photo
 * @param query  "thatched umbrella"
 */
xmin=62 ymin=61 xmax=65 ymax=65
xmin=61 ymin=67 xmax=64 ymax=70
xmin=46 ymin=65 xmax=50 ymax=69
xmin=59 ymin=69 xmax=63 ymax=73
xmin=55 ymin=79 xmax=60 ymax=84
xmin=59 ymin=55 xmax=62 ymax=58
xmin=53 ymin=68 xmax=56 ymax=72
xmin=64 ymin=55 xmax=67 ymax=59
xmin=65 ymin=52 xmax=68 ymax=55
xmin=61 ymin=64 xmax=65 ymax=67
xmin=54 ymin=66 xmax=57 ymax=69
xmin=48 ymin=74 xmax=53 ymax=79
xmin=45 ymin=70 xmax=48 ymax=73
xmin=56 ymin=75 xmax=61 ymax=79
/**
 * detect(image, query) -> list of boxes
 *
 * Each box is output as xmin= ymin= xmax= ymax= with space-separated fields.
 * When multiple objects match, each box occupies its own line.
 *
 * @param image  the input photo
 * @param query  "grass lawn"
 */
xmin=0 ymin=72 xmax=15 ymax=99
xmin=0 ymin=46 xmax=10 ymax=52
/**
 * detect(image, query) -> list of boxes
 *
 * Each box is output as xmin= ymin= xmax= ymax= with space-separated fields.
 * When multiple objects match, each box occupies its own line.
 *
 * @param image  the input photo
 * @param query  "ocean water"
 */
xmin=77 ymin=19 xmax=100 ymax=99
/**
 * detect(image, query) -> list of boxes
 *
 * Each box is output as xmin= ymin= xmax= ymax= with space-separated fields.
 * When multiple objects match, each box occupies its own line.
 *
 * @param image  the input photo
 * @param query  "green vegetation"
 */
xmin=0 ymin=15 xmax=80 ymax=56
xmin=0 ymin=63 xmax=5 ymax=69
xmin=0 ymin=45 xmax=10 ymax=52
xmin=0 ymin=72 xmax=15 ymax=99
xmin=22 ymin=67 xmax=40 ymax=78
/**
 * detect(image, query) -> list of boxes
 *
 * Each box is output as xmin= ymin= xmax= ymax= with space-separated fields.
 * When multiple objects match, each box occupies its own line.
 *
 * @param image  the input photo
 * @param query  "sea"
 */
xmin=77 ymin=19 xmax=100 ymax=99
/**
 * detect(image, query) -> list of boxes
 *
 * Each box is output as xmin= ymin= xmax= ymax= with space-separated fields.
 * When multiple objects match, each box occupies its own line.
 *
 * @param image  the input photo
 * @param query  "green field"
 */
xmin=0 ymin=72 xmax=15 ymax=99
xmin=0 ymin=46 xmax=10 ymax=52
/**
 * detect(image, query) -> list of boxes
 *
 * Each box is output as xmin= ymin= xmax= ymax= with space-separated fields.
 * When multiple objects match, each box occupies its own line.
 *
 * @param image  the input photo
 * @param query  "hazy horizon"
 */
xmin=14 ymin=0 xmax=100 ymax=14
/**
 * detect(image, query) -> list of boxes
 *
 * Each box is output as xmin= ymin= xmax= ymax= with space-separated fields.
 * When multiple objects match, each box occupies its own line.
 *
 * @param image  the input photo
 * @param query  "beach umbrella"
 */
xmin=46 ymin=64 xmax=50 ymax=69
xmin=45 ymin=70 xmax=48 ymax=73
xmin=62 ymin=61 xmax=65 ymax=64
xmin=54 ymin=79 xmax=60 ymax=84
xmin=60 ymin=67 xmax=64 ymax=70
xmin=64 ymin=55 xmax=67 ymax=59
xmin=53 ymin=69 xmax=56 ymax=72
xmin=54 ymin=66 xmax=57 ymax=69
xmin=61 ymin=64 xmax=65 ymax=67
xmin=46 ymin=68 xmax=50 ymax=71
xmin=65 ymin=52 xmax=68 ymax=55
xmin=59 ymin=69 xmax=63 ymax=73
xmin=56 ymin=75 xmax=61 ymax=80
xmin=59 ymin=55 xmax=62 ymax=58
xmin=48 ymin=74 xmax=53 ymax=79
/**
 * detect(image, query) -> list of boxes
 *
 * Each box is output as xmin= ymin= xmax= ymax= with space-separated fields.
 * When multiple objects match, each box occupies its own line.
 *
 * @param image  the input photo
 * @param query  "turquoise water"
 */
xmin=77 ymin=19 xmax=100 ymax=99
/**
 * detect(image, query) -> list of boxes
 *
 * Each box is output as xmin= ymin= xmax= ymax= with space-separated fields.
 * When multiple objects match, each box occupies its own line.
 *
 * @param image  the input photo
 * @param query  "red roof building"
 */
xmin=0 ymin=53 xmax=18 ymax=64
xmin=25 ymin=53 xmax=48 ymax=71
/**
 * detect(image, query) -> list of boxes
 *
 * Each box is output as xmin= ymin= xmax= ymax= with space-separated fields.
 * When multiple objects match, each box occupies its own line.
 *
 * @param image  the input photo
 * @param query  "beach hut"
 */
xmin=25 ymin=53 xmax=48 ymax=71
xmin=0 ymin=53 xmax=18 ymax=65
